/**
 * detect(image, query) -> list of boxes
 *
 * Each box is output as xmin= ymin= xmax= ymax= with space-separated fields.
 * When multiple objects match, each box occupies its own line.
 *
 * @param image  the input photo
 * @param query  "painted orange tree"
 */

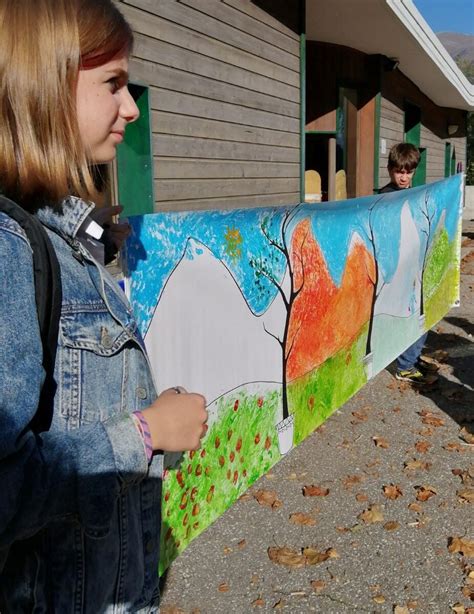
xmin=287 ymin=219 xmax=375 ymax=380
xmin=250 ymin=210 xmax=376 ymax=423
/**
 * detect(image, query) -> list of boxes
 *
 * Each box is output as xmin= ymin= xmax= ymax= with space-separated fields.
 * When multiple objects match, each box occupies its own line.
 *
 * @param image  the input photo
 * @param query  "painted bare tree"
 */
xmin=361 ymin=195 xmax=386 ymax=357
xmin=419 ymin=191 xmax=436 ymax=317
xmin=249 ymin=206 xmax=306 ymax=422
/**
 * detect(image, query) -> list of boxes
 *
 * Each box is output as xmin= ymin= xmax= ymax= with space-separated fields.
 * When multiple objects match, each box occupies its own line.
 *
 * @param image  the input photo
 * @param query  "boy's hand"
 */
xmin=141 ymin=388 xmax=208 ymax=452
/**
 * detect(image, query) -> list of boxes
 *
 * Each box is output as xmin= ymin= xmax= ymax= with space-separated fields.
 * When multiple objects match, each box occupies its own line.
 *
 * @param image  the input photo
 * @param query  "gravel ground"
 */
xmin=160 ymin=220 xmax=474 ymax=614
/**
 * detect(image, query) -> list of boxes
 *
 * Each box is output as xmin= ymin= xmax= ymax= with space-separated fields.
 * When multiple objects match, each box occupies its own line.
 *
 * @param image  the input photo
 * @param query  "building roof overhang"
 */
xmin=306 ymin=0 xmax=474 ymax=111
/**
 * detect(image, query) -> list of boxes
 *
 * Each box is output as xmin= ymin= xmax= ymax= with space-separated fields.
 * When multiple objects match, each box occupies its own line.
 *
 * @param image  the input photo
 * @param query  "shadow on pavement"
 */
xmin=417 ymin=326 xmax=474 ymax=432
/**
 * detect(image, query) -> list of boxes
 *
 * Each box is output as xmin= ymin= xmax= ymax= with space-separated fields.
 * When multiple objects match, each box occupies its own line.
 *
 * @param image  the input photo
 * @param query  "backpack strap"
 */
xmin=0 ymin=195 xmax=62 ymax=433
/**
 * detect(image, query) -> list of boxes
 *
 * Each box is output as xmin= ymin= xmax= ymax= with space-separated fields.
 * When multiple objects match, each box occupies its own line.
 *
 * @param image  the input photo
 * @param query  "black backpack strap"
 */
xmin=0 ymin=195 xmax=62 ymax=433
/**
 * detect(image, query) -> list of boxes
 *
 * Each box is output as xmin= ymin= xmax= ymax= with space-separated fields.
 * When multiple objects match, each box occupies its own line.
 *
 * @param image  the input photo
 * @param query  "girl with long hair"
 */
xmin=0 ymin=1 xmax=207 ymax=610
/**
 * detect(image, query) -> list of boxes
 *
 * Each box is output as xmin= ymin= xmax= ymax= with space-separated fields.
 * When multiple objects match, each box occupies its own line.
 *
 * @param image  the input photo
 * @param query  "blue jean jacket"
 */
xmin=0 ymin=197 xmax=162 ymax=613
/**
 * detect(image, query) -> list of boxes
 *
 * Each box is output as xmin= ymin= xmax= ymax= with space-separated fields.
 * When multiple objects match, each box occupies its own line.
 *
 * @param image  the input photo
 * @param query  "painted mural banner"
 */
xmin=125 ymin=174 xmax=463 ymax=572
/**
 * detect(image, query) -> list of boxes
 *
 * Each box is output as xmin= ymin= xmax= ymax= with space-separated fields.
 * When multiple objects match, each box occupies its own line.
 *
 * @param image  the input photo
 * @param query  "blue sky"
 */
xmin=414 ymin=0 xmax=474 ymax=36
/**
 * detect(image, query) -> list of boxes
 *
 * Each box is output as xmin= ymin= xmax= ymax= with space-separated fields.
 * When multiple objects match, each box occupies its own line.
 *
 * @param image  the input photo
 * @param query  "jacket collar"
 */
xmin=36 ymin=196 xmax=95 ymax=240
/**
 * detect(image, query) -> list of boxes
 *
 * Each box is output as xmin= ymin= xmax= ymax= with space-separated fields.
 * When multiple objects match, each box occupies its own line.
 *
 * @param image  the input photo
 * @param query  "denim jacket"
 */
xmin=0 ymin=197 xmax=162 ymax=613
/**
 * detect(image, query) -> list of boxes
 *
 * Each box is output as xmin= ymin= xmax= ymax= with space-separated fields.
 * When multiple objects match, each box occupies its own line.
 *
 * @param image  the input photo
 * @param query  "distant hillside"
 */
xmin=437 ymin=32 xmax=474 ymax=63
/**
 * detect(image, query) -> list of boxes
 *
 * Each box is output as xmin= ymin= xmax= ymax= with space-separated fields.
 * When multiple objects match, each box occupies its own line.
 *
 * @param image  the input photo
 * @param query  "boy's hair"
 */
xmin=387 ymin=143 xmax=420 ymax=172
xmin=0 ymin=0 xmax=133 ymax=208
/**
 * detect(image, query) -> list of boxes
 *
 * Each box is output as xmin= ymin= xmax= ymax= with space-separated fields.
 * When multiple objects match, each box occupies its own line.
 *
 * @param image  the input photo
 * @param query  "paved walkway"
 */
xmin=161 ymin=221 xmax=474 ymax=614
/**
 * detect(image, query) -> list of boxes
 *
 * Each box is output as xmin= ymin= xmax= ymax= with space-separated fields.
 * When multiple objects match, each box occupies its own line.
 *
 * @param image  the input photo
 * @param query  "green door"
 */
xmin=116 ymin=84 xmax=154 ymax=216
xmin=445 ymin=143 xmax=452 ymax=177
xmin=412 ymin=147 xmax=426 ymax=187
xmin=404 ymin=102 xmax=425 ymax=187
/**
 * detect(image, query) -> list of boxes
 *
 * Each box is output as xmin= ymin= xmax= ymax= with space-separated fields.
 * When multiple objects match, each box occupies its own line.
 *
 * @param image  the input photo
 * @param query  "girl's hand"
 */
xmin=140 ymin=388 xmax=208 ymax=452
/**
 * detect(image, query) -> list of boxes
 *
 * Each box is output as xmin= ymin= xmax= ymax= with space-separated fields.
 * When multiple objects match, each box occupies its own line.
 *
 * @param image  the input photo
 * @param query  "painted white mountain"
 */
xmin=145 ymin=239 xmax=285 ymax=404
xmin=375 ymin=201 xmax=422 ymax=318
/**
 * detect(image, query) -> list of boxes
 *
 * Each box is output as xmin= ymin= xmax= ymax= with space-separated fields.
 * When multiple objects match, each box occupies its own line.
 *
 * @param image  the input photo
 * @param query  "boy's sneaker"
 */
xmin=395 ymin=368 xmax=429 ymax=384
xmin=417 ymin=357 xmax=439 ymax=373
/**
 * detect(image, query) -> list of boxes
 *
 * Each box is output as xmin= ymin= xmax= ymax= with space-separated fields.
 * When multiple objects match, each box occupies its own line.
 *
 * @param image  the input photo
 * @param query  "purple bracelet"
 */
xmin=133 ymin=411 xmax=153 ymax=463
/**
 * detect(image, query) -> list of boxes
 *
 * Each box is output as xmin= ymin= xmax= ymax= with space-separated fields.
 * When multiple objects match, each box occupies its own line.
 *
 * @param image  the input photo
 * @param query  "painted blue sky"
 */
xmin=414 ymin=0 xmax=474 ymax=36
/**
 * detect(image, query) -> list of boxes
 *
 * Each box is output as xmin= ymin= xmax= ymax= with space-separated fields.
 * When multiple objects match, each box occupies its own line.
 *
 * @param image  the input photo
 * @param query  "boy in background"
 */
xmin=380 ymin=143 xmax=438 ymax=384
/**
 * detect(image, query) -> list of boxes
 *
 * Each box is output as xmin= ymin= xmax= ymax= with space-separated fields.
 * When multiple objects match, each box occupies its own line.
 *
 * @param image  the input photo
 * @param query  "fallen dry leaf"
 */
xmin=451 ymin=603 xmax=466 ymax=613
xmin=373 ymin=436 xmax=390 ymax=449
xmin=303 ymin=547 xmax=339 ymax=565
xmin=373 ymin=594 xmax=386 ymax=604
xmin=452 ymin=468 xmax=474 ymax=484
xmin=254 ymin=490 xmax=282 ymax=509
xmin=223 ymin=546 xmax=232 ymax=555
xmin=404 ymin=459 xmax=432 ymax=472
xmin=272 ymin=599 xmax=284 ymax=609
xmin=459 ymin=428 xmax=474 ymax=445
xmin=406 ymin=600 xmax=418 ymax=609
xmin=343 ymin=475 xmax=363 ymax=488
xmin=268 ymin=547 xmax=306 ymax=568
xmin=448 ymin=537 xmax=474 ymax=557
xmin=218 ymin=582 xmax=230 ymax=592
xmin=415 ymin=485 xmax=437 ymax=501
xmin=419 ymin=410 xmax=445 ymax=427
xmin=444 ymin=442 xmax=466 ymax=453
xmin=303 ymin=485 xmax=329 ymax=497
xmin=441 ymin=387 xmax=466 ymax=403
xmin=394 ymin=607 xmax=410 ymax=614
xmin=462 ymin=585 xmax=474 ymax=600
xmin=310 ymin=579 xmax=326 ymax=593
xmin=252 ymin=597 xmax=265 ymax=607
xmin=351 ymin=411 xmax=369 ymax=423
xmin=418 ymin=427 xmax=434 ymax=437
xmin=289 ymin=512 xmax=317 ymax=526
xmin=268 ymin=545 xmax=338 ymax=568
xmin=238 ymin=539 xmax=247 ymax=549
xmin=383 ymin=520 xmax=400 ymax=531
xmin=408 ymin=502 xmax=423 ymax=513
xmin=356 ymin=493 xmax=369 ymax=502
xmin=431 ymin=349 xmax=449 ymax=362
xmin=239 ymin=493 xmax=252 ymax=502
xmin=358 ymin=504 xmax=384 ymax=524
xmin=458 ymin=489 xmax=474 ymax=503
xmin=383 ymin=484 xmax=403 ymax=500
xmin=415 ymin=440 xmax=431 ymax=454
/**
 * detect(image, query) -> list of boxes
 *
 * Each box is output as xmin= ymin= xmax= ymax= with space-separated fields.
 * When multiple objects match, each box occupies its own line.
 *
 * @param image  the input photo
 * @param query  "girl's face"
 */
xmin=76 ymin=53 xmax=139 ymax=164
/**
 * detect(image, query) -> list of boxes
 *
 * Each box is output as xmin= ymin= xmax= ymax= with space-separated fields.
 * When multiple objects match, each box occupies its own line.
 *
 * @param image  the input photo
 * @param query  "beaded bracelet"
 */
xmin=132 ymin=411 xmax=153 ymax=463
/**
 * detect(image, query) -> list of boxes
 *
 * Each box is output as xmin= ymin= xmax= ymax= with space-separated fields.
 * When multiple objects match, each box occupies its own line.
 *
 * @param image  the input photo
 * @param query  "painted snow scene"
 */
xmin=125 ymin=174 xmax=463 ymax=572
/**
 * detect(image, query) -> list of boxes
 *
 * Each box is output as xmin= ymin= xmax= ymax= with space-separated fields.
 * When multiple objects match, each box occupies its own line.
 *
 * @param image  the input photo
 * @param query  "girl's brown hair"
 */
xmin=0 ymin=0 xmax=133 ymax=208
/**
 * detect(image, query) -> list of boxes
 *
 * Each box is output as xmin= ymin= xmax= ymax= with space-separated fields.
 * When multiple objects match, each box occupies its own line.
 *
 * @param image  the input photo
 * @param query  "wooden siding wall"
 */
xmin=379 ymin=70 xmax=467 ymax=187
xmin=118 ymin=0 xmax=301 ymax=211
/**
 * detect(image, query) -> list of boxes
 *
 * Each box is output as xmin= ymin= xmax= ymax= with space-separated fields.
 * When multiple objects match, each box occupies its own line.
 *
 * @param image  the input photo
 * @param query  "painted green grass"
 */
xmin=289 ymin=325 xmax=369 ymax=446
xmin=160 ymin=326 xmax=369 ymax=572
xmin=160 ymin=389 xmax=281 ymax=573
xmin=423 ymin=227 xmax=460 ymax=329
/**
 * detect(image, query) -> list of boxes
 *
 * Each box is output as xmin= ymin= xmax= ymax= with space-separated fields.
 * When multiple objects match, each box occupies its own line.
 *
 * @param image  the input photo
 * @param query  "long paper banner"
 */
xmin=126 ymin=175 xmax=463 ymax=572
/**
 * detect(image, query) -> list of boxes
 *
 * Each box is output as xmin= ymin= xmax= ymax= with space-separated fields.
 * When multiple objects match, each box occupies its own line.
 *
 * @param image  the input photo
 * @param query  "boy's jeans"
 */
xmin=396 ymin=332 xmax=428 ymax=371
